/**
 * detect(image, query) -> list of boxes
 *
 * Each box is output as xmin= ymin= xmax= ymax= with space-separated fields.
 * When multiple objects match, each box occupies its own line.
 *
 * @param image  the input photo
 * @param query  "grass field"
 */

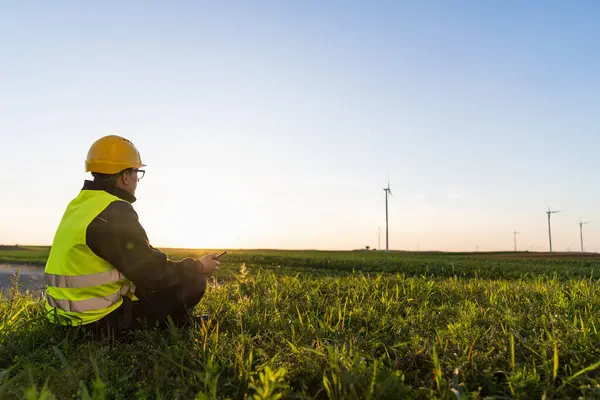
xmin=0 ymin=246 xmax=50 ymax=266
xmin=2 ymin=248 xmax=600 ymax=399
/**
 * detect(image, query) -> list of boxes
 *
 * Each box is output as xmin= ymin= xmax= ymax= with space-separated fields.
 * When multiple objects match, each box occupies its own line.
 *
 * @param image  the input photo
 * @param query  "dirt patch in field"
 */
xmin=474 ymin=252 xmax=600 ymax=261
xmin=0 ymin=265 xmax=45 ymax=297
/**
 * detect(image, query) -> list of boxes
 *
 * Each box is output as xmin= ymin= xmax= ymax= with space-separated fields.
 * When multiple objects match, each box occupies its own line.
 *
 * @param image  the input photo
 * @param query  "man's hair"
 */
xmin=92 ymin=172 xmax=120 ymax=183
xmin=92 ymin=168 xmax=134 ymax=183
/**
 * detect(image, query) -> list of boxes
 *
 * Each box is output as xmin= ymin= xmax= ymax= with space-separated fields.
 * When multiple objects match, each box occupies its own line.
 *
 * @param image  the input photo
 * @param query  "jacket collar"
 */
xmin=82 ymin=180 xmax=137 ymax=203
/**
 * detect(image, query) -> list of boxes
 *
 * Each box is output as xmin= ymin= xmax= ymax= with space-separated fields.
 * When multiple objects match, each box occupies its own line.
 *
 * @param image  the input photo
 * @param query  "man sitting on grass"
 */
xmin=44 ymin=135 xmax=220 ymax=336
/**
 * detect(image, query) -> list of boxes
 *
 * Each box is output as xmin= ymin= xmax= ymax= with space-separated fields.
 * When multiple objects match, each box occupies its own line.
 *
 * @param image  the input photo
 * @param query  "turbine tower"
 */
xmin=513 ymin=231 xmax=519 ymax=252
xmin=546 ymin=207 xmax=560 ymax=252
xmin=384 ymin=181 xmax=392 ymax=252
xmin=579 ymin=220 xmax=590 ymax=253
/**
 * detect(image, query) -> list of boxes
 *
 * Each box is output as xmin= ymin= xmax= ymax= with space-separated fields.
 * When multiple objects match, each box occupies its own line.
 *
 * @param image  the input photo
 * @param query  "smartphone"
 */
xmin=216 ymin=251 xmax=227 ymax=259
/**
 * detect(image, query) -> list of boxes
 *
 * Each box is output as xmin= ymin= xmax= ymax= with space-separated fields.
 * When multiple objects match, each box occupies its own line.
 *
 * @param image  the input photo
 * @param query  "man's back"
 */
xmin=44 ymin=188 xmax=131 ymax=325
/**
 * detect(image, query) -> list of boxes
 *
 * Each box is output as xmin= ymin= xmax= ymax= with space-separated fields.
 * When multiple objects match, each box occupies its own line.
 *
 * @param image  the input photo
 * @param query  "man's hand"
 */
xmin=198 ymin=253 xmax=220 ymax=276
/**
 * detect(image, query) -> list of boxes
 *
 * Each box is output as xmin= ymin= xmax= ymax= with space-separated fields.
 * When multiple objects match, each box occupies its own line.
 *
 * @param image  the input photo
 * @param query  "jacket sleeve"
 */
xmin=86 ymin=201 xmax=195 ymax=297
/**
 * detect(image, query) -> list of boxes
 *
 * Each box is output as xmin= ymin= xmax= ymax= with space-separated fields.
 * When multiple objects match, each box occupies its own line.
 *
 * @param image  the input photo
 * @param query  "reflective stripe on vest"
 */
xmin=46 ymin=285 xmax=133 ymax=313
xmin=45 ymin=269 xmax=124 ymax=289
xmin=47 ymin=291 xmax=121 ymax=313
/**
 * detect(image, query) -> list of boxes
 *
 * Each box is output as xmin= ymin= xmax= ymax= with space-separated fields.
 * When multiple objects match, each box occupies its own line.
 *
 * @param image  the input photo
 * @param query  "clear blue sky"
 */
xmin=1 ymin=1 xmax=599 ymax=251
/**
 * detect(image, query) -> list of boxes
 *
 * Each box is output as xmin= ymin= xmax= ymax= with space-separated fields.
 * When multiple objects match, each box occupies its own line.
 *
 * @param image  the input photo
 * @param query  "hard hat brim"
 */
xmin=86 ymin=161 xmax=146 ymax=175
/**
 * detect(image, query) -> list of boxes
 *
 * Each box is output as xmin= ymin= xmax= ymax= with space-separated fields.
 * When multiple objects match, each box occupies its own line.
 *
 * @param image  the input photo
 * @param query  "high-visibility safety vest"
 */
xmin=44 ymin=189 xmax=135 ymax=326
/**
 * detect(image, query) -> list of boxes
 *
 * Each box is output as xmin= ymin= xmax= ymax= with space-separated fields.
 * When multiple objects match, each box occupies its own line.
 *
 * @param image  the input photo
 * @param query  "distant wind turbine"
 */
xmin=513 ymin=231 xmax=519 ymax=252
xmin=546 ymin=207 xmax=561 ymax=252
xmin=579 ymin=220 xmax=590 ymax=253
xmin=384 ymin=181 xmax=392 ymax=252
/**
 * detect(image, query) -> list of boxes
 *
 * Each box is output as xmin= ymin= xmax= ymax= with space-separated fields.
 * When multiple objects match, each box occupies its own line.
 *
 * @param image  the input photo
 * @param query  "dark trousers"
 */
xmin=86 ymin=272 xmax=207 ymax=338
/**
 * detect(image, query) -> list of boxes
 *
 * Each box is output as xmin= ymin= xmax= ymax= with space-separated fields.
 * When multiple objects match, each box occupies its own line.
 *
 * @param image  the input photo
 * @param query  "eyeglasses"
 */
xmin=131 ymin=169 xmax=145 ymax=181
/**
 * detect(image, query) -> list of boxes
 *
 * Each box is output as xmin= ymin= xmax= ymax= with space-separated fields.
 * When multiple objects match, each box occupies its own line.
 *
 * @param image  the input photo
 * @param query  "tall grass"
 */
xmin=2 ymin=260 xmax=600 ymax=399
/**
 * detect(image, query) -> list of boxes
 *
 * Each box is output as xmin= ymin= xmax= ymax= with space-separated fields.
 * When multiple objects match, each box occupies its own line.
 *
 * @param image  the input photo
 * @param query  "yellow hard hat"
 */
xmin=85 ymin=135 xmax=146 ymax=174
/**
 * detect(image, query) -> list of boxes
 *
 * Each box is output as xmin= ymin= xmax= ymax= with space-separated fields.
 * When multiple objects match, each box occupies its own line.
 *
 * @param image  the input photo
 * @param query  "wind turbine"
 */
xmin=384 ymin=181 xmax=392 ymax=252
xmin=579 ymin=220 xmax=590 ymax=253
xmin=546 ymin=207 xmax=561 ymax=252
xmin=513 ymin=231 xmax=519 ymax=252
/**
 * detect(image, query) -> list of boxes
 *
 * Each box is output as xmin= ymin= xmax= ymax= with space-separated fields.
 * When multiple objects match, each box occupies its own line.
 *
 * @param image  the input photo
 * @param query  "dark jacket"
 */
xmin=82 ymin=180 xmax=195 ymax=298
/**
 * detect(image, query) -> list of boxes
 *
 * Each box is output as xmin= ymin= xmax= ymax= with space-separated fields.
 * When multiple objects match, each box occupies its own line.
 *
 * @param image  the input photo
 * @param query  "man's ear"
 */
xmin=125 ymin=171 xmax=133 ymax=185
xmin=118 ymin=172 xmax=129 ymax=186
